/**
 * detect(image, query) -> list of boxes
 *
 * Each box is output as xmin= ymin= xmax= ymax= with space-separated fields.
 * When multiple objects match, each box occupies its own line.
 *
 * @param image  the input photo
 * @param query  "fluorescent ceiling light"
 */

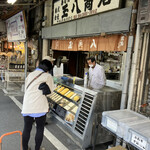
xmin=7 ymin=0 xmax=17 ymax=4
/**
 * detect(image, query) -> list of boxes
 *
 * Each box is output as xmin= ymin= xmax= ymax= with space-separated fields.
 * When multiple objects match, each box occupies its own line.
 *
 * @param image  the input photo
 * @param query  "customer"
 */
xmin=87 ymin=56 xmax=106 ymax=89
xmin=43 ymin=56 xmax=55 ymax=76
xmin=22 ymin=59 xmax=54 ymax=150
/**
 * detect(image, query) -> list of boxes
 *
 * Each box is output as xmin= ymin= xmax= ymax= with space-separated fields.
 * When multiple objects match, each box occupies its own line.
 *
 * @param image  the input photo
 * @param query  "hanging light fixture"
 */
xmin=7 ymin=0 xmax=17 ymax=4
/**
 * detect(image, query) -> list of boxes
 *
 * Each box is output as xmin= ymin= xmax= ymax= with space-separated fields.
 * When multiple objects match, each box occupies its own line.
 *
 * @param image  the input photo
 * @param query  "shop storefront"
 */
xmin=41 ymin=0 xmax=133 ymax=149
xmin=127 ymin=0 xmax=150 ymax=113
xmin=42 ymin=1 xmax=132 ymax=89
xmin=51 ymin=34 xmax=129 ymax=90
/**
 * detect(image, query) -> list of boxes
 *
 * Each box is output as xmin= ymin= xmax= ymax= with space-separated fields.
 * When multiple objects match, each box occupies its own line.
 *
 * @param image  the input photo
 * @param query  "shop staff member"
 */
xmin=87 ymin=57 xmax=106 ymax=89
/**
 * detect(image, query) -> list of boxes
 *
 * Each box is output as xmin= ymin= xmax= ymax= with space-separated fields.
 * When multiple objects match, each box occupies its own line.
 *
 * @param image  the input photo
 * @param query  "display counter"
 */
xmin=5 ymin=71 xmax=27 ymax=83
xmin=4 ymin=71 xmax=29 ymax=91
xmin=106 ymin=80 xmax=122 ymax=90
xmin=47 ymin=77 xmax=122 ymax=149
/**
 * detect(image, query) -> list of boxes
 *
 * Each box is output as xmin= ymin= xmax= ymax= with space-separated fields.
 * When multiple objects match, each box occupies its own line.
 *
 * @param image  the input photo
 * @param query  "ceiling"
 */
xmin=0 ymin=0 xmax=35 ymax=20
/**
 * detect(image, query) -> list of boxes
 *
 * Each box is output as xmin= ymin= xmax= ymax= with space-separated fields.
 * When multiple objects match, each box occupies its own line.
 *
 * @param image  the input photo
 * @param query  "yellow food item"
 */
xmin=66 ymin=92 xmax=74 ymax=98
xmin=64 ymin=105 xmax=71 ymax=110
xmin=59 ymin=104 xmax=63 ymax=107
xmin=49 ymin=93 xmax=55 ymax=98
xmin=60 ymin=88 xmax=69 ymax=95
xmin=64 ymin=91 xmax=71 ymax=96
xmin=73 ymin=96 xmax=80 ymax=102
xmin=57 ymin=87 xmax=64 ymax=92
xmin=55 ymin=85 xmax=61 ymax=91
xmin=72 ymin=106 xmax=78 ymax=113
xmin=68 ymin=102 xmax=74 ymax=107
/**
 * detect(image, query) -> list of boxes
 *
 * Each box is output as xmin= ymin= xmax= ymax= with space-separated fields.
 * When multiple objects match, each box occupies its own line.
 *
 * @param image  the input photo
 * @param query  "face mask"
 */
xmin=89 ymin=64 xmax=93 ymax=68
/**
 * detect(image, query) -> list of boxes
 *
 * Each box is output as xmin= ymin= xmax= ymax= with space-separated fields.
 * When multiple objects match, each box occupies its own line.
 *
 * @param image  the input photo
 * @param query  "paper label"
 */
xmin=131 ymin=133 xmax=147 ymax=150
xmin=106 ymin=117 xmax=117 ymax=133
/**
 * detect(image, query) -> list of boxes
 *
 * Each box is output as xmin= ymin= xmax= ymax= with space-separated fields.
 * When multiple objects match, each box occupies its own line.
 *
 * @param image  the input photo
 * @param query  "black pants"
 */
xmin=22 ymin=115 xmax=46 ymax=150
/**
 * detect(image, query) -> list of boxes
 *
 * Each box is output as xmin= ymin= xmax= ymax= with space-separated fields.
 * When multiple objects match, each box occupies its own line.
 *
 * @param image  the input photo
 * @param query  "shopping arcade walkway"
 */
xmin=0 ymin=81 xmax=107 ymax=150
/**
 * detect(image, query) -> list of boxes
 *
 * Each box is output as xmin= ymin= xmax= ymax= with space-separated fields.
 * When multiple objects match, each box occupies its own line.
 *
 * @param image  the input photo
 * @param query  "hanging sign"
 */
xmin=6 ymin=11 xmax=27 ymax=42
xmin=53 ymin=0 xmax=121 ymax=24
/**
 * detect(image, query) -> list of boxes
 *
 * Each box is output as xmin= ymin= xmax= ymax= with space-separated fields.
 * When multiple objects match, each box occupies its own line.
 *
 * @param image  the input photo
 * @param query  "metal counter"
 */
xmin=47 ymin=78 xmax=122 ymax=149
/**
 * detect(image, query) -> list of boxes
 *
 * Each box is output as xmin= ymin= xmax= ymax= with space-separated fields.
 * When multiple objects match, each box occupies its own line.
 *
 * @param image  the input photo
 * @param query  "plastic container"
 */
xmin=124 ymin=121 xmax=150 ymax=150
xmin=101 ymin=109 xmax=147 ymax=138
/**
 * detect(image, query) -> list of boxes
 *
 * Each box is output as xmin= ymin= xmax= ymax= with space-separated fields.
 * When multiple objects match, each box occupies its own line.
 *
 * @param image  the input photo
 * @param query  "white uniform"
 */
xmin=88 ymin=63 xmax=106 ymax=89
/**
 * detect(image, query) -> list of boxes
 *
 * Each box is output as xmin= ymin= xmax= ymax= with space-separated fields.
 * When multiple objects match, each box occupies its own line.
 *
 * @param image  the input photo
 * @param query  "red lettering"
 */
xmin=74 ymin=15 xmax=77 ymax=19
xmin=82 ymin=12 xmax=87 ymax=17
xmin=78 ymin=14 xmax=82 ymax=18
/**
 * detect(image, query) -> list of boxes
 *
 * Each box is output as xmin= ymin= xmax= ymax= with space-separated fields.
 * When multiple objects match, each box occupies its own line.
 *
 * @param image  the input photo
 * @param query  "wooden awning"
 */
xmin=52 ymin=34 xmax=128 ymax=51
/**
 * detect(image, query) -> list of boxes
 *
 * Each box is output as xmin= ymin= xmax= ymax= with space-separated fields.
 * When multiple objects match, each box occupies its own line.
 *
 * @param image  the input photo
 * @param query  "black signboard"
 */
xmin=53 ymin=104 xmax=67 ymax=120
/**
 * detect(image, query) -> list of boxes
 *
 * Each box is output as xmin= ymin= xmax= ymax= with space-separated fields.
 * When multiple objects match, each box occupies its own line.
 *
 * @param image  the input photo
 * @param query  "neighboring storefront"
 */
xmin=4 ymin=11 xmax=27 ymax=71
xmin=0 ymin=11 xmax=27 ymax=86
xmin=127 ymin=0 xmax=150 ymax=114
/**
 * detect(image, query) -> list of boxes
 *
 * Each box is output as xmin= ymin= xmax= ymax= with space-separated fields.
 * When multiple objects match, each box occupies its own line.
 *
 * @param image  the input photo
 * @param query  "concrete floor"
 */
xmin=0 ymin=81 xmax=109 ymax=150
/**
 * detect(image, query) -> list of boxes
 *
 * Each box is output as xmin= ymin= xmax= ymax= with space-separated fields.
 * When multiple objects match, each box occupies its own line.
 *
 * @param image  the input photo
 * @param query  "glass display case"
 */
xmin=47 ymin=77 xmax=122 ymax=149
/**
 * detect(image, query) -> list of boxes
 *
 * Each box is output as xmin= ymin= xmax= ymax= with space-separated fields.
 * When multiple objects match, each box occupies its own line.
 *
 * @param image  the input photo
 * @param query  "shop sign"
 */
xmin=52 ymin=35 xmax=128 ymax=52
xmin=6 ymin=11 xmax=27 ymax=42
xmin=53 ymin=0 xmax=121 ymax=25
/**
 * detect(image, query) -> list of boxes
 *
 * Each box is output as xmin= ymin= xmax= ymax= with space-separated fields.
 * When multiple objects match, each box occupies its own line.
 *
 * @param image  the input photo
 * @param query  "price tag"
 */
xmin=131 ymin=133 xmax=147 ymax=150
xmin=106 ymin=117 xmax=117 ymax=133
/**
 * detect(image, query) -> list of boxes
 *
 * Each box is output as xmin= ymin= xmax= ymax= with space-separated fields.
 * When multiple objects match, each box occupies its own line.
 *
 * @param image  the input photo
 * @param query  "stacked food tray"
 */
xmin=49 ymin=84 xmax=81 ymax=124
xmin=101 ymin=109 xmax=147 ymax=138
xmin=124 ymin=121 xmax=150 ymax=150
xmin=101 ymin=109 xmax=150 ymax=150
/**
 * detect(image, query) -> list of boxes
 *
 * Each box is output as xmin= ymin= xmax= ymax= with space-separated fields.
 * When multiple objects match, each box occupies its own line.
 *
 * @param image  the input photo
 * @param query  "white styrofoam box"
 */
xmin=125 ymin=121 xmax=150 ymax=150
xmin=101 ymin=109 xmax=147 ymax=138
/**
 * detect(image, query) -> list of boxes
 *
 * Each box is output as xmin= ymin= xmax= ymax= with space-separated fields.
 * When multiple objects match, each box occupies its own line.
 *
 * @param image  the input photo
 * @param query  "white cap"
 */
xmin=43 ymin=56 xmax=55 ymax=62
